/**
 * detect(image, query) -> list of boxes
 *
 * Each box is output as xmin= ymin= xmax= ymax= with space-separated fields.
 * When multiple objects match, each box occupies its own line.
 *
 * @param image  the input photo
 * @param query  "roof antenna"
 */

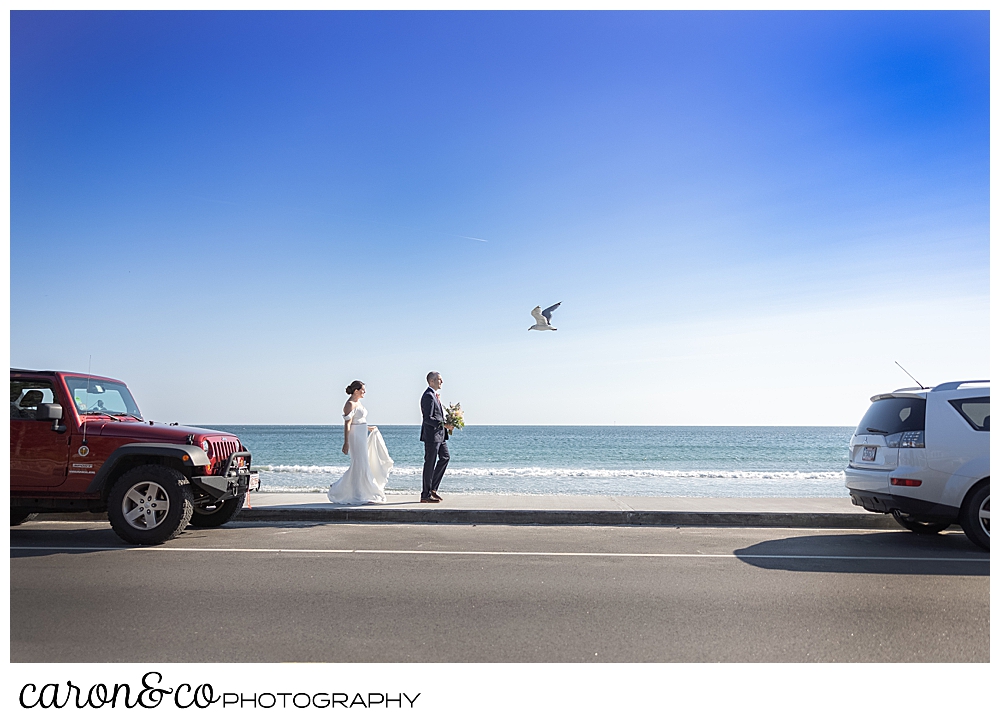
xmin=895 ymin=361 xmax=927 ymax=389
xmin=82 ymin=355 xmax=92 ymax=444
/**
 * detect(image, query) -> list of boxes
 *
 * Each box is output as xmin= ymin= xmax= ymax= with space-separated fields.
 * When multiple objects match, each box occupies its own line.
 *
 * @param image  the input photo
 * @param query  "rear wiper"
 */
xmin=866 ymin=427 xmax=889 ymax=435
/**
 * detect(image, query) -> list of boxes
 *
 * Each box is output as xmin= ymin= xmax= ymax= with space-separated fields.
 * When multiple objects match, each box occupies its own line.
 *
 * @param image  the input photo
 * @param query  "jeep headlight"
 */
xmin=201 ymin=440 xmax=211 ymax=454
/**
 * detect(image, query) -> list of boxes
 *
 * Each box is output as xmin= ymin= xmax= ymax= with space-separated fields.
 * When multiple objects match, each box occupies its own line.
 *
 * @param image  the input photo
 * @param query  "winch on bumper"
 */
xmin=190 ymin=451 xmax=260 ymax=501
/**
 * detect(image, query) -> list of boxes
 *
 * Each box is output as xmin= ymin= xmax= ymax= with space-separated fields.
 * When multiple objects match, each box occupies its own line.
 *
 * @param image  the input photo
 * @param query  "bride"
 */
xmin=327 ymin=380 xmax=393 ymax=504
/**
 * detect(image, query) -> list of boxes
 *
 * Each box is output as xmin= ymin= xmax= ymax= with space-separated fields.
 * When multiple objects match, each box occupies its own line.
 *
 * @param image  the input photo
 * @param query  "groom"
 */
xmin=420 ymin=371 xmax=454 ymax=503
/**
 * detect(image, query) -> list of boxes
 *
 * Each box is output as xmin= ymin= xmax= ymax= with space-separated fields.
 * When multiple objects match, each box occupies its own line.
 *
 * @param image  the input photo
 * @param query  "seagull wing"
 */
xmin=530 ymin=306 xmax=547 ymax=324
xmin=541 ymin=302 xmax=561 ymax=323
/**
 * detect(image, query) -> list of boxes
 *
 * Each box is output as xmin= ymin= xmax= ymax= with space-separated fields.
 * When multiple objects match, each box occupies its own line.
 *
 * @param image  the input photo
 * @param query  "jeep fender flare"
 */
xmin=86 ymin=444 xmax=211 ymax=499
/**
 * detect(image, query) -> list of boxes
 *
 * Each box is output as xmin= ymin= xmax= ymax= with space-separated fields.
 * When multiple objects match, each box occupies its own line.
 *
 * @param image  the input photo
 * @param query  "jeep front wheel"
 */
xmin=107 ymin=465 xmax=194 ymax=545
xmin=189 ymin=492 xmax=245 ymax=528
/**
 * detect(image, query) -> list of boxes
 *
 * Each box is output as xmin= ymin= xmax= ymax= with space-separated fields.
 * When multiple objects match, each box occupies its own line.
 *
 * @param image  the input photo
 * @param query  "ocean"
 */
xmin=196 ymin=425 xmax=855 ymax=498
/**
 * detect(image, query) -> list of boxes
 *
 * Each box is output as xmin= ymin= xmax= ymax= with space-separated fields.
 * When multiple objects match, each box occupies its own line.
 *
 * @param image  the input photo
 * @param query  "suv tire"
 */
xmin=107 ymin=464 xmax=194 ymax=545
xmin=959 ymin=482 xmax=990 ymax=551
xmin=891 ymin=510 xmax=951 ymax=535
xmin=11 ymin=508 xmax=38 ymax=526
xmin=189 ymin=493 xmax=245 ymax=528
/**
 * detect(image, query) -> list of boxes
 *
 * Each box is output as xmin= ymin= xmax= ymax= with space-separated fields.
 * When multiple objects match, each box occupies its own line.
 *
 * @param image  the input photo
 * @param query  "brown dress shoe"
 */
xmin=419 ymin=497 xmax=440 ymax=503
xmin=430 ymin=491 xmax=443 ymax=501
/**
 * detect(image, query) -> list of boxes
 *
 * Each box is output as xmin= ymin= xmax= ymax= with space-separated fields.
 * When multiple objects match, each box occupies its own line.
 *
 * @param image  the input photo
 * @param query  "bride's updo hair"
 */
xmin=345 ymin=380 xmax=364 ymax=396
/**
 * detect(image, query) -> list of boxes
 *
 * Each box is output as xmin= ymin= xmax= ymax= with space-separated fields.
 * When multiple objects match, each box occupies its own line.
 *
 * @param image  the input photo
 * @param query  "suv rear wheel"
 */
xmin=891 ymin=510 xmax=951 ymax=535
xmin=960 ymin=482 xmax=990 ymax=551
xmin=107 ymin=465 xmax=194 ymax=545
xmin=189 ymin=492 xmax=245 ymax=528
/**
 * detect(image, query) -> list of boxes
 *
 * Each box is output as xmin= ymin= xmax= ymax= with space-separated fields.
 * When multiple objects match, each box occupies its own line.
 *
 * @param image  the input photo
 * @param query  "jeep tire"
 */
xmin=189 ymin=492 xmax=245 ymax=528
xmin=11 ymin=508 xmax=38 ymax=526
xmin=107 ymin=464 xmax=194 ymax=545
xmin=960 ymin=482 xmax=990 ymax=551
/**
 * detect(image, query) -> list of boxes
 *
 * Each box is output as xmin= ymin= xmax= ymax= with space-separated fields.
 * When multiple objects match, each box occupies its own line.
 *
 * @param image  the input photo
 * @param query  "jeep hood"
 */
xmin=84 ymin=420 xmax=235 ymax=443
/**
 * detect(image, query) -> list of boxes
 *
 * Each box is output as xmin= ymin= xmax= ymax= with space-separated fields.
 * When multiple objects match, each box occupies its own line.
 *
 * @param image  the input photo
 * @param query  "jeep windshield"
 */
xmin=64 ymin=377 xmax=143 ymax=420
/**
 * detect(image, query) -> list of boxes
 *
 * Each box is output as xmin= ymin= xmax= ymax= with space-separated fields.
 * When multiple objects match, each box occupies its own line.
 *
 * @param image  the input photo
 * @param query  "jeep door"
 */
xmin=10 ymin=377 xmax=70 ymax=488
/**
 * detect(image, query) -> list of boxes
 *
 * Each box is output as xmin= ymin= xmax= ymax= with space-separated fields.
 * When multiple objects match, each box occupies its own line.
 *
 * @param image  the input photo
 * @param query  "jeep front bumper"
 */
xmin=190 ymin=471 xmax=259 ymax=500
xmin=191 ymin=450 xmax=259 ymax=500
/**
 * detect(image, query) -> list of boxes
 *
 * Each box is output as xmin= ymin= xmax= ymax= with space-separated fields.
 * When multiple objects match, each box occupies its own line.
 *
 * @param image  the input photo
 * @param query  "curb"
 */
xmin=29 ymin=508 xmax=901 ymax=529
xmin=233 ymin=507 xmax=900 ymax=529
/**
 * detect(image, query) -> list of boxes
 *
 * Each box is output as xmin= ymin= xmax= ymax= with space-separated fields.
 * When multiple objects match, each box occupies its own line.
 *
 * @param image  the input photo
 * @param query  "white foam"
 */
xmin=256 ymin=464 xmax=844 ymax=481
xmin=258 ymin=464 xmax=350 ymax=474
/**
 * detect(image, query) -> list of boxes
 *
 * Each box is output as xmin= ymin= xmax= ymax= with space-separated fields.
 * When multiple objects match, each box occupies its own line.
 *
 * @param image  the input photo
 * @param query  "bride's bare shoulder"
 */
xmin=343 ymin=400 xmax=357 ymax=416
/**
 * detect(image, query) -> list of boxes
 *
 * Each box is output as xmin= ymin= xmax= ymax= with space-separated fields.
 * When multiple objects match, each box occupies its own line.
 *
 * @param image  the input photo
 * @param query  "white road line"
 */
xmin=9 ymin=546 xmax=989 ymax=562
xmin=16 ymin=520 xmax=943 ymax=533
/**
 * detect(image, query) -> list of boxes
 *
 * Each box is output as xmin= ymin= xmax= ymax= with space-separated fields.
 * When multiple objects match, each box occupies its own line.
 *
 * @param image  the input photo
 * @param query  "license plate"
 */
xmin=861 ymin=446 xmax=877 ymax=462
xmin=249 ymin=472 xmax=260 ymax=491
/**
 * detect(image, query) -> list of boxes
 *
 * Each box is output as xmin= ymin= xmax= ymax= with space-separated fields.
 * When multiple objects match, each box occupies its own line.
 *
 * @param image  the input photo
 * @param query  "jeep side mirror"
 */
xmin=36 ymin=403 xmax=66 ymax=433
xmin=37 ymin=403 xmax=62 ymax=421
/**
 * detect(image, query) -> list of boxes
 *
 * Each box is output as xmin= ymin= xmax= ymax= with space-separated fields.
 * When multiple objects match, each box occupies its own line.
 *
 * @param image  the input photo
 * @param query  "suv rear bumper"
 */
xmin=845 ymin=465 xmax=892 ymax=495
xmin=849 ymin=491 xmax=960 ymax=522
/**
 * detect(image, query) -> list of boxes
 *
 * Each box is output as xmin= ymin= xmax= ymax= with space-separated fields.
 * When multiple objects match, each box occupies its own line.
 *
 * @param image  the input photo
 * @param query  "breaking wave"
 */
xmin=256 ymin=464 xmax=844 ymax=481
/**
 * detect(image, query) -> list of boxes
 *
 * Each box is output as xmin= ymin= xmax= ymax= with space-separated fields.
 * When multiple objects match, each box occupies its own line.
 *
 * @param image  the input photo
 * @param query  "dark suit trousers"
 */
xmin=422 ymin=438 xmax=450 ymax=498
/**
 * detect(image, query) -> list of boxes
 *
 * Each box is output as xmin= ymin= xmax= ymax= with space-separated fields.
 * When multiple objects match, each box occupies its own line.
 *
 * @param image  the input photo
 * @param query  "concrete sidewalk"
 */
xmin=235 ymin=492 xmax=897 ymax=529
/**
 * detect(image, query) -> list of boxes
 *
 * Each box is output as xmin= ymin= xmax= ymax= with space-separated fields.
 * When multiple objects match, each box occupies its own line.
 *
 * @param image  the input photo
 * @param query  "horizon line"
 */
xmin=187 ymin=423 xmax=858 ymax=428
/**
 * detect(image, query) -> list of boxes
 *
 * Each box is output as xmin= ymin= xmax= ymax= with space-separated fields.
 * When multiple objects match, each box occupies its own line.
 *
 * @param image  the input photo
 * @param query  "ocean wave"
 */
xmin=258 ymin=465 xmax=350 ymax=474
xmin=256 ymin=464 xmax=844 ymax=481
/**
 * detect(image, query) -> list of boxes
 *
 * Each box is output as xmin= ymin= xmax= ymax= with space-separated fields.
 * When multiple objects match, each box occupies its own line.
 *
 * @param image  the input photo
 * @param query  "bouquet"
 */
xmin=445 ymin=402 xmax=465 ymax=430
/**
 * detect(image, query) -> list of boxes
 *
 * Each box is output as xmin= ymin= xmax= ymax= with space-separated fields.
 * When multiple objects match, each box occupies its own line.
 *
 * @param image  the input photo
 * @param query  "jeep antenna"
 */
xmin=82 ymin=355 xmax=92 ymax=444
xmin=895 ymin=361 xmax=927 ymax=390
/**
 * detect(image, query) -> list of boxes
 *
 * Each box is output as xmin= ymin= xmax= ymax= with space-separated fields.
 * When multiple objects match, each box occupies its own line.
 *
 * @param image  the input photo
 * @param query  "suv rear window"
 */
xmin=949 ymin=396 xmax=989 ymax=431
xmin=855 ymin=397 xmax=926 ymax=436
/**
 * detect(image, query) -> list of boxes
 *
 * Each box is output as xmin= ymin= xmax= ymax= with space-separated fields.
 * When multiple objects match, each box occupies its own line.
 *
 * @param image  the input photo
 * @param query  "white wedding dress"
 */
xmin=327 ymin=403 xmax=393 ymax=504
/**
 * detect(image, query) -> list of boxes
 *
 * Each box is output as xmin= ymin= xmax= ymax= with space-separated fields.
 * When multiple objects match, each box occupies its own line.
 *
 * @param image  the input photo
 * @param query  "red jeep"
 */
xmin=10 ymin=369 xmax=259 ymax=545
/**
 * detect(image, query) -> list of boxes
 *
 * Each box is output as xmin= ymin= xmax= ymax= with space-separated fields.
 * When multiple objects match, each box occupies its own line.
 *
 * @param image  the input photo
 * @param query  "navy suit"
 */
xmin=420 ymin=387 xmax=450 ymax=499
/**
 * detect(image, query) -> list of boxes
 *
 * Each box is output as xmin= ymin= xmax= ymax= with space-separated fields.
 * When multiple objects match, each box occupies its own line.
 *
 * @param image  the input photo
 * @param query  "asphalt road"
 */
xmin=11 ymin=520 xmax=990 ymax=663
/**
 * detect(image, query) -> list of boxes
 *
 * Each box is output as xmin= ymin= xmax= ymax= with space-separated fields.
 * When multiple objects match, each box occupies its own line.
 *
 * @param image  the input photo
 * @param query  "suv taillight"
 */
xmin=885 ymin=431 xmax=924 ymax=448
xmin=891 ymin=478 xmax=922 ymax=486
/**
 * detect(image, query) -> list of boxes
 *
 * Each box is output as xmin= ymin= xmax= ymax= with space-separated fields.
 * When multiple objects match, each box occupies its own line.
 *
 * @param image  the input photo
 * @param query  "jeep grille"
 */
xmin=209 ymin=437 xmax=241 ymax=474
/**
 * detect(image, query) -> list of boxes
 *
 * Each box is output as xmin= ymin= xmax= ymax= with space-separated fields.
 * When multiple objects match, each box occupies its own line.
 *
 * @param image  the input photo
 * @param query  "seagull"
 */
xmin=529 ymin=302 xmax=561 ymax=331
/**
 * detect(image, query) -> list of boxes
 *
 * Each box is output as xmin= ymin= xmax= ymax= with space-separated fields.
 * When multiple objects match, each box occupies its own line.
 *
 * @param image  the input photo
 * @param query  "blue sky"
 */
xmin=10 ymin=11 xmax=989 ymax=425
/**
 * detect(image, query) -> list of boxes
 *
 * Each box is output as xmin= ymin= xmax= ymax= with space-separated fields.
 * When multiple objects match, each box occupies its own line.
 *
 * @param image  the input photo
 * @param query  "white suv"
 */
xmin=845 ymin=380 xmax=989 ymax=550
